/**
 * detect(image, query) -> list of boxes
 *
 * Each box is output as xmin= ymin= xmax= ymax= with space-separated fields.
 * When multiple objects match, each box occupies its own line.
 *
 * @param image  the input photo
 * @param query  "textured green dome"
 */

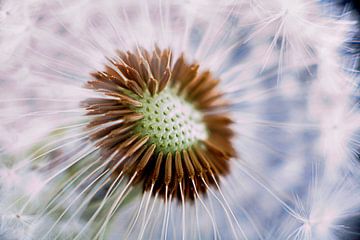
xmin=134 ymin=88 xmax=208 ymax=153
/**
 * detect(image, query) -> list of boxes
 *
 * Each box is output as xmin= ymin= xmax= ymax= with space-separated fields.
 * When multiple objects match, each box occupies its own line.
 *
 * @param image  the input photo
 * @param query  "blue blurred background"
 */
xmin=338 ymin=1 xmax=360 ymax=239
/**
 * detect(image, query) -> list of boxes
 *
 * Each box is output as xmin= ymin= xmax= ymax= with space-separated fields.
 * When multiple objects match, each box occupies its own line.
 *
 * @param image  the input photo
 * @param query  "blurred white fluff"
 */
xmin=0 ymin=158 xmax=88 ymax=239
xmin=273 ymin=175 xmax=360 ymax=240
xmin=0 ymin=0 xmax=359 ymax=239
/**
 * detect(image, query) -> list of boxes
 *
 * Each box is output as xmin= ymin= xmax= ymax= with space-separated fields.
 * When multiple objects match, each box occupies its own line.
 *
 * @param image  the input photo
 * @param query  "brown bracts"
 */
xmin=82 ymin=47 xmax=235 ymax=201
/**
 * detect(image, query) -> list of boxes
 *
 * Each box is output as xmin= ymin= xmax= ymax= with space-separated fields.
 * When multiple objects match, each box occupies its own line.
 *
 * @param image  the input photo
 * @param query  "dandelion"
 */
xmin=84 ymin=46 xmax=236 ymax=199
xmin=0 ymin=0 xmax=359 ymax=239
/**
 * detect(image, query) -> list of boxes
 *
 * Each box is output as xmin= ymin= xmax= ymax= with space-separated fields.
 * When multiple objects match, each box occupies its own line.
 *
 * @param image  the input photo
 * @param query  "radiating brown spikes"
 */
xmin=118 ymin=133 xmax=140 ymax=150
xmin=175 ymin=151 xmax=184 ymax=181
xmin=115 ymin=50 xmax=127 ymax=62
xmin=105 ymin=57 xmax=119 ymax=68
xmin=187 ymin=78 xmax=217 ymax=101
xmin=181 ymin=64 xmax=199 ymax=89
xmin=85 ymin=78 xmax=119 ymax=93
xmin=203 ymin=115 xmax=233 ymax=126
xmin=90 ymin=122 xmax=124 ymax=140
xmin=150 ymin=53 xmax=161 ymax=80
xmin=139 ymin=61 xmax=151 ymax=83
xmin=95 ymin=132 xmax=132 ymax=149
xmin=105 ymin=109 xmax=134 ymax=118
xmin=139 ymin=47 xmax=151 ymax=62
xmin=207 ymin=153 xmax=230 ymax=175
xmin=151 ymin=152 xmax=164 ymax=184
xmin=182 ymin=71 xmax=210 ymax=99
xmin=99 ymin=69 xmax=127 ymax=88
xmin=98 ymin=70 xmax=124 ymax=85
xmin=126 ymin=80 xmax=144 ymax=97
xmin=122 ymin=146 xmax=147 ymax=173
xmin=148 ymin=77 xmax=159 ymax=96
xmin=137 ymin=144 xmax=156 ymax=172
xmin=203 ymin=139 xmax=227 ymax=157
xmin=83 ymin=46 xmax=235 ymax=202
xmin=109 ymin=123 xmax=135 ymax=137
xmin=123 ymin=113 xmax=144 ymax=122
xmin=188 ymin=148 xmax=204 ymax=175
xmin=154 ymin=45 xmax=162 ymax=57
xmin=164 ymin=152 xmax=173 ymax=186
xmin=125 ymin=136 xmax=150 ymax=157
xmin=182 ymin=150 xmax=195 ymax=179
xmin=115 ymin=59 xmax=132 ymax=77
xmin=171 ymin=54 xmax=185 ymax=84
xmin=193 ymin=146 xmax=212 ymax=173
xmin=127 ymin=51 xmax=141 ymax=71
xmin=86 ymin=106 xmax=120 ymax=116
xmin=158 ymin=68 xmax=171 ymax=93
xmin=81 ymin=98 xmax=117 ymax=107
xmin=127 ymin=67 xmax=147 ymax=90
xmin=87 ymin=115 xmax=120 ymax=128
xmin=104 ymin=92 xmax=142 ymax=107
xmin=197 ymin=91 xmax=224 ymax=108
xmin=160 ymin=49 xmax=172 ymax=75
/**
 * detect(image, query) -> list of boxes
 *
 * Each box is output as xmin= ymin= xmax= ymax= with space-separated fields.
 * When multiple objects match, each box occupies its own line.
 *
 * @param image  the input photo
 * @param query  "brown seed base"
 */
xmin=83 ymin=47 xmax=235 ymax=201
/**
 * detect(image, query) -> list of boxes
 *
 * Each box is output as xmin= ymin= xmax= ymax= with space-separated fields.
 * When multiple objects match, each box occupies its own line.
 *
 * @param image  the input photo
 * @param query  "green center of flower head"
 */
xmin=85 ymin=47 xmax=235 ymax=201
xmin=134 ymin=89 xmax=207 ymax=153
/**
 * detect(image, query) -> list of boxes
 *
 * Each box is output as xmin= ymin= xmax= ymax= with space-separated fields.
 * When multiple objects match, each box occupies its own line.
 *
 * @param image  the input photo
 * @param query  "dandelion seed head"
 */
xmin=84 ymin=47 xmax=235 ymax=201
xmin=1 ymin=0 xmax=360 ymax=239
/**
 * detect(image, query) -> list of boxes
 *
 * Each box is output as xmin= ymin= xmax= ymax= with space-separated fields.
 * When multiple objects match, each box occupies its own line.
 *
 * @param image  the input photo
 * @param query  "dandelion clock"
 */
xmin=0 ymin=0 xmax=360 ymax=239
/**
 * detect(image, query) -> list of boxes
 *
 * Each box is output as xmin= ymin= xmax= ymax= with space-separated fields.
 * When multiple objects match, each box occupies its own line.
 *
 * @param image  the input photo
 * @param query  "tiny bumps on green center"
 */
xmin=134 ymin=89 xmax=208 ymax=153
